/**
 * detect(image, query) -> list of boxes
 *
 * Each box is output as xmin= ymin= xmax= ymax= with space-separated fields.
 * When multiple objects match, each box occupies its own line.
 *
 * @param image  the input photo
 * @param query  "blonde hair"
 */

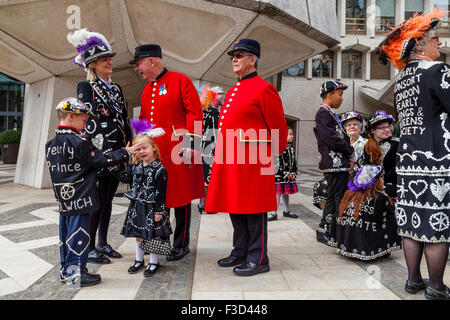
xmin=131 ymin=134 xmax=160 ymax=163
xmin=86 ymin=60 xmax=112 ymax=82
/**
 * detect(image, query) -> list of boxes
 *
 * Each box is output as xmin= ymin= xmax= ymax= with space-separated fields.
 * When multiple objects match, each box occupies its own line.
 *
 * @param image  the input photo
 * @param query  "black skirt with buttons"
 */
xmin=335 ymin=191 xmax=402 ymax=261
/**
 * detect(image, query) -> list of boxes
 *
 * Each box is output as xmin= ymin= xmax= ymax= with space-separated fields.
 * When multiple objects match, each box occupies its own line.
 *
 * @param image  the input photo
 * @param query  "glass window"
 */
xmin=346 ymin=0 xmax=366 ymax=33
xmin=370 ymin=52 xmax=390 ymax=79
xmin=312 ymin=51 xmax=334 ymax=78
xmin=283 ymin=61 xmax=305 ymax=77
xmin=405 ymin=0 xmax=423 ymax=20
xmin=376 ymin=0 xmax=395 ymax=33
xmin=435 ymin=0 xmax=449 ymax=35
xmin=0 ymin=116 xmax=6 ymax=132
xmin=0 ymin=73 xmax=25 ymax=131
xmin=342 ymin=49 xmax=362 ymax=79
xmin=0 ymin=85 xmax=7 ymax=112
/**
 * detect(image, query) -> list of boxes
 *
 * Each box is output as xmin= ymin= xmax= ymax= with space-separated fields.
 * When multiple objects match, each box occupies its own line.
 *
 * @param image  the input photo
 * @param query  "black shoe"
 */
xmin=267 ymin=214 xmax=277 ymax=221
xmin=283 ymin=211 xmax=298 ymax=218
xmin=128 ymin=260 xmax=145 ymax=274
xmin=144 ymin=263 xmax=160 ymax=277
xmin=97 ymin=244 xmax=122 ymax=259
xmin=217 ymin=255 xmax=246 ymax=267
xmin=197 ymin=203 xmax=204 ymax=214
xmin=87 ymin=249 xmax=111 ymax=264
xmin=233 ymin=262 xmax=270 ymax=277
xmin=316 ymin=229 xmax=329 ymax=245
xmin=80 ymin=272 xmax=101 ymax=287
xmin=166 ymin=246 xmax=190 ymax=261
xmin=425 ymin=285 xmax=450 ymax=300
xmin=405 ymin=278 xmax=429 ymax=294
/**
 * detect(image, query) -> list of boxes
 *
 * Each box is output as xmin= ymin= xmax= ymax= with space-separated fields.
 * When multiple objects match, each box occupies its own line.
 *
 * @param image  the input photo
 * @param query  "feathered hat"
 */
xmin=67 ymin=28 xmax=116 ymax=69
xmin=197 ymin=84 xmax=225 ymax=109
xmin=130 ymin=118 xmax=165 ymax=138
xmin=367 ymin=110 xmax=394 ymax=131
xmin=341 ymin=110 xmax=366 ymax=131
xmin=376 ymin=8 xmax=446 ymax=70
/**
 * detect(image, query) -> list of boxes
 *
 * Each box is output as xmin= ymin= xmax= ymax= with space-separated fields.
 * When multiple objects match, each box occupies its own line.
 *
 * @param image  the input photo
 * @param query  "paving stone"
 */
xmin=0 ymin=203 xmax=54 ymax=225
xmin=1 ymin=224 xmax=59 ymax=243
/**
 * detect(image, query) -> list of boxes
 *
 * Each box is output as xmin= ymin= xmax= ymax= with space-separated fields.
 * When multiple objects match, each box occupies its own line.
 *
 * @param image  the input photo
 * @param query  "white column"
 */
xmin=363 ymin=50 xmax=371 ymax=81
xmin=367 ymin=0 xmax=376 ymax=38
xmin=424 ymin=0 xmax=434 ymax=14
xmin=338 ymin=0 xmax=346 ymax=37
xmin=306 ymin=58 xmax=313 ymax=79
xmin=335 ymin=50 xmax=342 ymax=80
xmin=395 ymin=0 xmax=405 ymax=25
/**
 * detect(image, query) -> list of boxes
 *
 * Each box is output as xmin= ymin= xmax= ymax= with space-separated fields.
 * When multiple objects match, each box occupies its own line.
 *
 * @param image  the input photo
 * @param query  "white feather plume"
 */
xmin=145 ymin=128 xmax=165 ymax=138
xmin=67 ymin=28 xmax=111 ymax=51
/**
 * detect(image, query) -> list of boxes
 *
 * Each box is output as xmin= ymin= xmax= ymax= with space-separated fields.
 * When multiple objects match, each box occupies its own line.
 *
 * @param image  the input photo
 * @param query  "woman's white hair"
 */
xmin=411 ymin=28 xmax=440 ymax=57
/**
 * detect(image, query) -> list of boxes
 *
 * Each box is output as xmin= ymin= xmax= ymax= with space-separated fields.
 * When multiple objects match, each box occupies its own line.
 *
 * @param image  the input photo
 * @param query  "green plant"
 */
xmin=0 ymin=129 xmax=21 ymax=144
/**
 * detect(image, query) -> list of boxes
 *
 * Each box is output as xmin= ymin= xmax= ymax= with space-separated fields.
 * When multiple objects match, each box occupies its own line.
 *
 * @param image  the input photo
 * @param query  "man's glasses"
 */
xmin=230 ymin=53 xmax=253 ymax=61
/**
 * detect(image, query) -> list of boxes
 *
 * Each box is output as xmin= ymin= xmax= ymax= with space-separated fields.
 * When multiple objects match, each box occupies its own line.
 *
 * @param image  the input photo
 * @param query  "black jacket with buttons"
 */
xmin=77 ymin=77 xmax=132 ymax=173
xmin=46 ymin=126 xmax=130 ymax=216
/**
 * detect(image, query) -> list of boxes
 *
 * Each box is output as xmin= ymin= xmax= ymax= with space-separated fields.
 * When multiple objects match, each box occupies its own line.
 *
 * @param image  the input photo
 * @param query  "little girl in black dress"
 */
xmin=113 ymin=121 xmax=172 ymax=277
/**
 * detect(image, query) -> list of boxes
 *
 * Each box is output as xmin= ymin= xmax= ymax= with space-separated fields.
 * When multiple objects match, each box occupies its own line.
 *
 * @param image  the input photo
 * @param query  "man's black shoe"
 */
xmin=267 ymin=214 xmax=277 ymax=221
xmin=316 ymin=229 xmax=329 ymax=245
xmin=425 ymin=285 xmax=450 ymax=300
xmin=283 ymin=211 xmax=298 ymax=218
xmin=87 ymin=249 xmax=111 ymax=264
xmin=233 ymin=262 xmax=270 ymax=277
xmin=217 ymin=255 xmax=246 ymax=267
xmin=97 ymin=244 xmax=122 ymax=259
xmin=80 ymin=272 xmax=101 ymax=287
xmin=166 ymin=246 xmax=190 ymax=261
xmin=405 ymin=278 xmax=429 ymax=294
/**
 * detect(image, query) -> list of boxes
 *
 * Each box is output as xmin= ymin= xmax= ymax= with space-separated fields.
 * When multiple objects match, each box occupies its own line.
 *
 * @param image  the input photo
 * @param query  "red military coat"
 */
xmin=140 ymin=69 xmax=205 ymax=208
xmin=205 ymin=73 xmax=288 ymax=214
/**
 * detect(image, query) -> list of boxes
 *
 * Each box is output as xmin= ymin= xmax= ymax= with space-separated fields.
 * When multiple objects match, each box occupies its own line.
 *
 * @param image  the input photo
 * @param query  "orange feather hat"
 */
xmin=376 ymin=8 xmax=447 ymax=70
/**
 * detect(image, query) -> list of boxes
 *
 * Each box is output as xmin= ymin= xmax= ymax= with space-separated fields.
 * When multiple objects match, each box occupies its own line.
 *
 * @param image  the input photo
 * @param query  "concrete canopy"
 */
xmin=1 ymin=0 xmax=340 ymax=188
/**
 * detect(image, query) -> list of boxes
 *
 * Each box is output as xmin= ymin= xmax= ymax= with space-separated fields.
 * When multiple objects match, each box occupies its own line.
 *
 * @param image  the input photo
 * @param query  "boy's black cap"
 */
xmin=129 ymin=44 xmax=162 ymax=64
xmin=227 ymin=38 xmax=261 ymax=58
xmin=320 ymin=80 xmax=348 ymax=97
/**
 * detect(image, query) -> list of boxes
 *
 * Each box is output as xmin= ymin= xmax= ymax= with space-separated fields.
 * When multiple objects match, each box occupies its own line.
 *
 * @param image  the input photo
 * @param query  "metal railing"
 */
xmin=346 ymin=17 xmax=367 ymax=32
xmin=375 ymin=17 xmax=395 ymax=33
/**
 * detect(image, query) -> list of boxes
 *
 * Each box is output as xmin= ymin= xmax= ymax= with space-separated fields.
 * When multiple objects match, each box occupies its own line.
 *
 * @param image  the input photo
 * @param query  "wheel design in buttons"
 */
xmin=60 ymin=184 xmax=75 ymax=200
xmin=429 ymin=212 xmax=449 ymax=232
xmin=395 ymin=207 xmax=407 ymax=226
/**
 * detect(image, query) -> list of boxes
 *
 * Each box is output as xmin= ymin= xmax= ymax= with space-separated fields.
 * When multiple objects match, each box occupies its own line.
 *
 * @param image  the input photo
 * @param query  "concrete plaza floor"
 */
xmin=0 ymin=164 xmax=449 ymax=300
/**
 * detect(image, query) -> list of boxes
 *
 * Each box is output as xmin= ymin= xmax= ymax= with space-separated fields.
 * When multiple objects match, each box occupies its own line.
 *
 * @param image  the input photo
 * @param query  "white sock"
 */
xmin=149 ymin=253 xmax=159 ymax=265
xmin=136 ymin=241 xmax=144 ymax=262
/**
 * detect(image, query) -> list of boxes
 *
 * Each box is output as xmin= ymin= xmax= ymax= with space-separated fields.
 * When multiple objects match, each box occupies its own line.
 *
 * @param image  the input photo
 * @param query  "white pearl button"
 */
xmin=221 ymin=116 xmax=224 ymax=119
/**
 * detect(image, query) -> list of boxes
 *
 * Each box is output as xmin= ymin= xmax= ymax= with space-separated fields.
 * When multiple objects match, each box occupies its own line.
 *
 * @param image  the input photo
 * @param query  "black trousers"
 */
xmin=229 ymin=213 xmax=269 ymax=265
xmin=320 ymin=171 xmax=349 ymax=233
xmin=89 ymin=173 xmax=119 ymax=250
xmin=171 ymin=203 xmax=191 ymax=249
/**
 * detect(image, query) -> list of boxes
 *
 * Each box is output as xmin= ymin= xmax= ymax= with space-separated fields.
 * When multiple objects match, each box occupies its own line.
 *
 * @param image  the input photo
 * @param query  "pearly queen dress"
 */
xmin=114 ymin=160 xmax=172 ymax=240
xmin=395 ymin=58 xmax=450 ymax=243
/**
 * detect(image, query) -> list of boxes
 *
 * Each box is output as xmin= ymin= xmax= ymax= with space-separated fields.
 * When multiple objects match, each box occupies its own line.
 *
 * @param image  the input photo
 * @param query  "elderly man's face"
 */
xmin=231 ymin=50 xmax=256 ymax=77
xmin=134 ymin=57 xmax=159 ymax=82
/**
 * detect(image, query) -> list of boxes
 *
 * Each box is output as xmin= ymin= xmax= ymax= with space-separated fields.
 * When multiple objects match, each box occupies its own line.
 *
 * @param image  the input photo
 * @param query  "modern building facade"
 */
xmin=281 ymin=0 xmax=449 ymax=165
xmin=0 ymin=0 xmax=339 ymax=188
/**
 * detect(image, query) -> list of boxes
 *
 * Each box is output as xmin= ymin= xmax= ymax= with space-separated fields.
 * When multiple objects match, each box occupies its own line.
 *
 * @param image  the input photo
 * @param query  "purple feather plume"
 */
xmin=130 ymin=118 xmax=155 ymax=135
xmin=75 ymin=36 xmax=108 ymax=53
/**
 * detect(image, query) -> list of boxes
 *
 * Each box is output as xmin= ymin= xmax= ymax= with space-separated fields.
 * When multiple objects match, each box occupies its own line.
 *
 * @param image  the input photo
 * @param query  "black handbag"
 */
xmin=139 ymin=238 xmax=171 ymax=255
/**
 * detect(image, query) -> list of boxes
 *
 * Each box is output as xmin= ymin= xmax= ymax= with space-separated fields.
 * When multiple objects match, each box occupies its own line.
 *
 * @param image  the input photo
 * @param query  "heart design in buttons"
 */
xmin=408 ymin=180 xmax=428 ymax=199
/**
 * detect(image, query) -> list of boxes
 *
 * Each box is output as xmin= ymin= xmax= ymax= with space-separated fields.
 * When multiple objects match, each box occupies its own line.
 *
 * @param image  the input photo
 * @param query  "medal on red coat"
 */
xmin=159 ymin=84 xmax=167 ymax=96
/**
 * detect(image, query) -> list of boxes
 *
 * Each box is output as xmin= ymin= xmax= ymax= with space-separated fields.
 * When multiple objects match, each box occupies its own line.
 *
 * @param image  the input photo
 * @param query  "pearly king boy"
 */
xmin=46 ymin=97 xmax=137 ymax=287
